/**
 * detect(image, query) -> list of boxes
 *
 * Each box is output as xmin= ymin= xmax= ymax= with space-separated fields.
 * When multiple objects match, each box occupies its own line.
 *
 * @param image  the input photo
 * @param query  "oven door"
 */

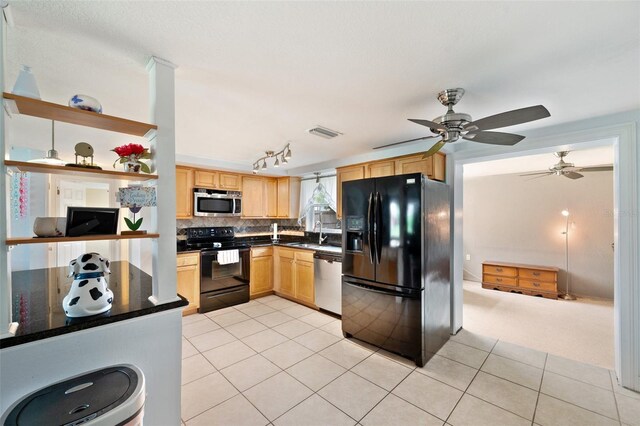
xmin=200 ymin=249 xmax=250 ymax=293
xmin=194 ymin=193 xmax=241 ymax=217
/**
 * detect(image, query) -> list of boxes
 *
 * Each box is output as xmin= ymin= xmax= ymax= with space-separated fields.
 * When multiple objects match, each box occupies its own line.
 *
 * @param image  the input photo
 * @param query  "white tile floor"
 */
xmin=181 ymin=295 xmax=640 ymax=426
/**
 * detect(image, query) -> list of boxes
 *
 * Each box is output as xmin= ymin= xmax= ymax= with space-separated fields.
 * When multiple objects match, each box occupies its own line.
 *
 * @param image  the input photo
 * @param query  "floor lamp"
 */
xmin=559 ymin=209 xmax=576 ymax=300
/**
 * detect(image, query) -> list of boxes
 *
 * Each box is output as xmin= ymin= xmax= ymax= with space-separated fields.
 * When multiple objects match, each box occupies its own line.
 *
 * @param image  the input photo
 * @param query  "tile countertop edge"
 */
xmin=0 ymin=296 xmax=188 ymax=350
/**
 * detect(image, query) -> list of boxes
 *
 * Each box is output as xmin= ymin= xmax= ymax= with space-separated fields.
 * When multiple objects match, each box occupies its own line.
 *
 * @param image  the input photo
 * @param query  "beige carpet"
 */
xmin=462 ymin=280 xmax=614 ymax=369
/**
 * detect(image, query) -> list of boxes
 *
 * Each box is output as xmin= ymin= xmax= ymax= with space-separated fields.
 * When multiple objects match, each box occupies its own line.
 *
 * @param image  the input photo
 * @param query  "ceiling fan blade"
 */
xmin=579 ymin=165 xmax=614 ymax=172
xmin=520 ymin=171 xmax=553 ymax=176
xmin=463 ymin=131 xmax=525 ymax=145
xmin=563 ymin=171 xmax=584 ymax=179
xmin=526 ymin=173 xmax=553 ymax=181
xmin=463 ymin=105 xmax=550 ymax=132
xmin=408 ymin=118 xmax=448 ymax=132
xmin=373 ymin=135 xmax=439 ymax=150
xmin=422 ymin=140 xmax=446 ymax=158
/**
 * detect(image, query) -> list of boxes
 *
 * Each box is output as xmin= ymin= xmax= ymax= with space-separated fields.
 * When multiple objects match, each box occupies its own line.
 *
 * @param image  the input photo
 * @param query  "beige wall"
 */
xmin=463 ymin=171 xmax=614 ymax=299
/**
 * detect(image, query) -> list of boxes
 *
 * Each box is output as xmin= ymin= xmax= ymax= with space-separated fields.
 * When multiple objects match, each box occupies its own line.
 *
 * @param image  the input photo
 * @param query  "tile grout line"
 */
xmin=530 ymin=351 xmax=549 ymax=426
xmin=608 ymin=369 xmax=624 ymax=426
xmin=443 ymin=337 xmax=500 ymax=424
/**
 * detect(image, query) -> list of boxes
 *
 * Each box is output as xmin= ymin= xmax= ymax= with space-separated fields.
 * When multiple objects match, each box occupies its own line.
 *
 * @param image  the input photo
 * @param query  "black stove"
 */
xmin=185 ymin=227 xmax=249 ymax=251
xmin=185 ymin=227 xmax=251 ymax=313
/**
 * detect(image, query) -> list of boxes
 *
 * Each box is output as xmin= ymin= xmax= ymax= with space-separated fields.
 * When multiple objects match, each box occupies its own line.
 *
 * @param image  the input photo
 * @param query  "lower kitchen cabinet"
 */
xmin=250 ymin=247 xmax=273 ymax=297
xmin=177 ymin=252 xmax=200 ymax=316
xmin=274 ymin=247 xmax=315 ymax=306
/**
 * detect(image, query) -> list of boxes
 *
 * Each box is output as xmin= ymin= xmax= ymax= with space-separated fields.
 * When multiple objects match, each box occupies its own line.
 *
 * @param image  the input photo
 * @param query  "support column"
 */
xmin=146 ymin=56 xmax=180 ymax=305
xmin=448 ymin=155 xmax=463 ymax=334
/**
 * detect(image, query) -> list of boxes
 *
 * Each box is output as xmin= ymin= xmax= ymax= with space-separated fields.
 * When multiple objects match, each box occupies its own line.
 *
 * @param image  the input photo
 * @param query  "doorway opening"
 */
xmin=461 ymin=145 xmax=614 ymax=368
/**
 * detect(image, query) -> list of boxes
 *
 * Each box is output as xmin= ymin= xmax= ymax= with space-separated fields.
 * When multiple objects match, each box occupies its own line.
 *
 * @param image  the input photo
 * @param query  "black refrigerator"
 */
xmin=341 ymin=173 xmax=450 ymax=367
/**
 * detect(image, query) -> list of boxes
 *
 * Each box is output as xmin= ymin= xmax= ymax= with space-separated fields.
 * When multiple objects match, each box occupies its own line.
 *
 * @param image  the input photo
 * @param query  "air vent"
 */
xmin=307 ymin=126 xmax=342 ymax=139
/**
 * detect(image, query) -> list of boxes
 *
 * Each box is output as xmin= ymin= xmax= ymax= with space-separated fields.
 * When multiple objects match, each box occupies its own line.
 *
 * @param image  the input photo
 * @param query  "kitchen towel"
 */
xmin=218 ymin=249 xmax=239 ymax=265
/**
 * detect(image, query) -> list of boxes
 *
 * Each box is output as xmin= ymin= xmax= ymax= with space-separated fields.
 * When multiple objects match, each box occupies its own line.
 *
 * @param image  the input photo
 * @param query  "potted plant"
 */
xmin=112 ymin=143 xmax=151 ymax=173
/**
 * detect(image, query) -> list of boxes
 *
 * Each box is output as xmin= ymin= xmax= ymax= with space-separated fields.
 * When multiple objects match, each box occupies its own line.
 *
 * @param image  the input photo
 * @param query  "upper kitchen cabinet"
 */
xmin=194 ymin=170 xmax=218 ymax=189
xmin=176 ymin=167 xmax=194 ymax=219
xmin=241 ymin=176 xmax=265 ymax=218
xmin=265 ymin=178 xmax=278 ymax=218
xmin=218 ymin=172 xmax=241 ymax=190
xmin=277 ymin=177 xmax=301 ymax=218
xmin=336 ymin=152 xmax=446 ymax=218
xmin=367 ymin=160 xmax=395 ymax=178
xmin=336 ymin=164 xmax=366 ymax=219
xmin=395 ymin=152 xmax=445 ymax=179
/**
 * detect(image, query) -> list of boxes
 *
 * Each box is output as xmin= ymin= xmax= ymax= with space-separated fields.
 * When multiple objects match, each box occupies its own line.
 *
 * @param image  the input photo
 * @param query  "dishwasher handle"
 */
xmin=313 ymin=252 xmax=342 ymax=263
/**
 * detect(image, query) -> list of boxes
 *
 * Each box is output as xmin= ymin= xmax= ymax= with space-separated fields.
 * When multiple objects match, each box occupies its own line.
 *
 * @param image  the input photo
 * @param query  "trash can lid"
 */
xmin=3 ymin=365 xmax=141 ymax=426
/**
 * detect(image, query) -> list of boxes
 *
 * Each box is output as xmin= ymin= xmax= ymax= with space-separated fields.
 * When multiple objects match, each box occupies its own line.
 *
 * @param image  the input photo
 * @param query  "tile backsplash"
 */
xmin=177 ymin=217 xmax=303 ymax=236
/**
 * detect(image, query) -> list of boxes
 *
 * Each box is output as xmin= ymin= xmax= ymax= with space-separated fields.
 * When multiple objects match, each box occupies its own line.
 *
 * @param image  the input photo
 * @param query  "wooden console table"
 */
xmin=482 ymin=261 xmax=559 ymax=299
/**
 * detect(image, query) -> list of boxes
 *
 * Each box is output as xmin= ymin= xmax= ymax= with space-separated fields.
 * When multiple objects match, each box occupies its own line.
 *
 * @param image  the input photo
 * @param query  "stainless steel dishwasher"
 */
xmin=314 ymin=251 xmax=342 ymax=315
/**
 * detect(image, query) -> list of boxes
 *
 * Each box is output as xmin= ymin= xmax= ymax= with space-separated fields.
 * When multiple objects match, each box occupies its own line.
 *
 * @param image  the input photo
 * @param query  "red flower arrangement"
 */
xmin=112 ymin=143 xmax=151 ymax=173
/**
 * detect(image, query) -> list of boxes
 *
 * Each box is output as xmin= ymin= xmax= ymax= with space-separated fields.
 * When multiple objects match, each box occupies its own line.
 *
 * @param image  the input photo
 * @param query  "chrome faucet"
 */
xmin=315 ymin=219 xmax=328 ymax=245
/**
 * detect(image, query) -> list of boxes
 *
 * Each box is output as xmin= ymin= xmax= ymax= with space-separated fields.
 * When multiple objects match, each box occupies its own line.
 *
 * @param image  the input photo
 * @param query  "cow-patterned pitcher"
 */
xmin=64 ymin=253 xmax=114 ymax=317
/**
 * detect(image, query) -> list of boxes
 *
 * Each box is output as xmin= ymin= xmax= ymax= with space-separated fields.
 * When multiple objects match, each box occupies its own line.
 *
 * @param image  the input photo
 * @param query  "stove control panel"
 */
xmin=186 ymin=227 xmax=235 ymax=240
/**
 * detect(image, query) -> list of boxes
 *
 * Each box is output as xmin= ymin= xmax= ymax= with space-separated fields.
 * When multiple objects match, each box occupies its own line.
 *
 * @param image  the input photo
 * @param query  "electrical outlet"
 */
xmin=465 ymin=254 xmax=471 ymax=261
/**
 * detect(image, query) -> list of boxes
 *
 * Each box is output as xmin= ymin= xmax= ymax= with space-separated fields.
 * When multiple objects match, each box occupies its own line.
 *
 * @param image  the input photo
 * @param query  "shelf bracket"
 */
xmin=3 ymin=98 xmax=16 ymax=118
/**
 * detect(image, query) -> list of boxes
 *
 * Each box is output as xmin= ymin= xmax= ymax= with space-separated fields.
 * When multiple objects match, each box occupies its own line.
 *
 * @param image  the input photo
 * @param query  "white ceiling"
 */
xmin=463 ymin=145 xmax=614 ymax=178
xmin=5 ymin=1 xmax=640 ymax=174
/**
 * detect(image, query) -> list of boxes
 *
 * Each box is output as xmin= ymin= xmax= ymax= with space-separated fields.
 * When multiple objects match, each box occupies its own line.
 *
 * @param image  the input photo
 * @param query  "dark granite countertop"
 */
xmin=1 ymin=261 xmax=188 ymax=349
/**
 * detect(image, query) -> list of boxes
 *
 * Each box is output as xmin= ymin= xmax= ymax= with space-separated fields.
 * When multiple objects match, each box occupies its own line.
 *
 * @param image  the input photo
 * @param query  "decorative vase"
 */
xmin=124 ymin=160 xmax=142 ymax=173
xmin=69 ymin=94 xmax=103 ymax=113
xmin=12 ymin=65 xmax=41 ymax=99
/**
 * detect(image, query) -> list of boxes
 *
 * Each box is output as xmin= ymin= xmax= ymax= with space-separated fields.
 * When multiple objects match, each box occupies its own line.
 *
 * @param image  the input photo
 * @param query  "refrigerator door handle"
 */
xmin=375 ymin=191 xmax=383 ymax=264
xmin=367 ymin=192 xmax=375 ymax=264
xmin=344 ymin=280 xmax=420 ymax=299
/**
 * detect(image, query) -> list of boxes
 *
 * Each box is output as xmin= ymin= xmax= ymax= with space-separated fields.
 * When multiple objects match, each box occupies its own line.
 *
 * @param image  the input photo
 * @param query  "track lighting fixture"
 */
xmin=252 ymin=143 xmax=292 ymax=173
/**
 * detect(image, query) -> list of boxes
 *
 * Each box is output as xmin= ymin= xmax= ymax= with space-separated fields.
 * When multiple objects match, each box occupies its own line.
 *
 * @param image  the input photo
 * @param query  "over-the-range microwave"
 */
xmin=193 ymin=188 xmax=242 ymax=217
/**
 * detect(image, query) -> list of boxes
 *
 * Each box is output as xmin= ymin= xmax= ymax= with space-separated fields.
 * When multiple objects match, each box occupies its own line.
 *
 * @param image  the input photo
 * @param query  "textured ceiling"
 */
xmin=5 ymin=1 xmax=640 ymax=174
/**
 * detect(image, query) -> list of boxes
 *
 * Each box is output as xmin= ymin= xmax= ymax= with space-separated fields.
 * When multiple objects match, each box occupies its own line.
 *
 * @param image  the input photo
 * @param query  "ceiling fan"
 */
xmin=520 ymin=151 xmax=613 ymax=180
xmin=374 ymin=88 xmax=550 ymax=157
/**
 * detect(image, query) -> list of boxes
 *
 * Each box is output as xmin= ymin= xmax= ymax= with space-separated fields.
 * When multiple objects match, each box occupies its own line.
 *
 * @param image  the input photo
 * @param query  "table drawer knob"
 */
xmin=496 ymin=278 xmax=503 ymax=282
xmin=533 ymin=282 xmax=540 ymax=287
xmin=532 ymin=272 xmax=540 ymax=276
xmin=496 ymin=268 xmax=503 ymax=272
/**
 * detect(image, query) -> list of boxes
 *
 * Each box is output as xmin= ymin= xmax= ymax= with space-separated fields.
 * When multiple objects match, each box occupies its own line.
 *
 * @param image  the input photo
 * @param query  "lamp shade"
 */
xmin=116 ymin=186 xmax=157 ymax=208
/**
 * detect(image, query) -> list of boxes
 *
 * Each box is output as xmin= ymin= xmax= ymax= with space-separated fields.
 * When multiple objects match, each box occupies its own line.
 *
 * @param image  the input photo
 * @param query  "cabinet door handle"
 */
xmin=496 ymin=268 xmax=503 ymax=272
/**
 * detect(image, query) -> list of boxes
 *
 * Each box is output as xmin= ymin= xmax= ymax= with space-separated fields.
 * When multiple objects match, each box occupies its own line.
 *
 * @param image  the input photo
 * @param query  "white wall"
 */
xmin=463 ymin=171 xmax=614 ymax=299
xmin=0 ymin=310 xmax=183 ymax=425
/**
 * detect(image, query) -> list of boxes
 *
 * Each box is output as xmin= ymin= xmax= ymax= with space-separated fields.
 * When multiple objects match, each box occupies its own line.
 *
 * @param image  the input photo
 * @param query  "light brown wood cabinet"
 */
xmin=177 ymin=166 xmax=301 ymax=219
xmin=218 ymin=172 xmax=241 ymax=190
xmin=250 ymin=247 xmax=273 ymax=297
xmin=336 ymin=152 xmax=446 ymax=218
xmin=336 ymin=164 xmax=366 ymax=219
xmin=482 ymin=261 xmax=558 ymax=299
xmin=277 ymin=177 xmax=301 ymax=218
xmin=241 ymin=176 xmax=266 ymax=218
xmin=274 ymin=247 xmax=315 ymax=305
xmin=265 ymin=178 xmax=278 ymax=218
xmin=194 ymin=170 xmax=218 ymax=189
xmin=176 ymin=167 xmax=193 ymax=219
xmin=367 ymin=160 xmax=395 ymax=178
xmin=177 ymin=252 xmax=200 ymax=315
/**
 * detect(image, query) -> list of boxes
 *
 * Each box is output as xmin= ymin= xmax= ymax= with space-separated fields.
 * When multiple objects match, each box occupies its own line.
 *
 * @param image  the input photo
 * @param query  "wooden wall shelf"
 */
xmin=6 ymin=233 xmax=160 ymax=246
xmin=5 ymin=160 xmax=158 ymax=181
xmin=3 ymin=93 xmax=157 ymax=137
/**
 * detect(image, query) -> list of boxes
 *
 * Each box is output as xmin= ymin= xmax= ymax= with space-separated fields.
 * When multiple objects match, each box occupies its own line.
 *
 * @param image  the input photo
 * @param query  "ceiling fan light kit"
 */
xmin=375 ymin=87 xmax=551 ymax=156
xmin=252 ymin=143 xmax=291 ymax=174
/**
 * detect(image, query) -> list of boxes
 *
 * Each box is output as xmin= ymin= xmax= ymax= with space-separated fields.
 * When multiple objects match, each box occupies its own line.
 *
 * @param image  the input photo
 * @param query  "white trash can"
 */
xmin=2 ymin=364 xmax=145 ymax=426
